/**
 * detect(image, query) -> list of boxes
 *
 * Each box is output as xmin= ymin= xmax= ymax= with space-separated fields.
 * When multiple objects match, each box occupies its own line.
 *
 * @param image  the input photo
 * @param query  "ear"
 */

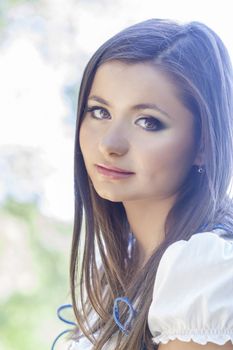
xmin=193 ymin=144 xmax=204 ymax=167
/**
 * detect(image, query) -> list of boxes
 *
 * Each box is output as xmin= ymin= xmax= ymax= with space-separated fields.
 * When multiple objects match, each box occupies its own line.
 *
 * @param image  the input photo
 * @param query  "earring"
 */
xmin=197 ymin=165 xmax=205 ymax=174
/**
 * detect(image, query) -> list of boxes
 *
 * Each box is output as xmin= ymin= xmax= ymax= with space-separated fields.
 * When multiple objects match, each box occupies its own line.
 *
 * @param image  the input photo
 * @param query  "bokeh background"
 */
xmin=1 ymin=0 xmax=233 ymax=349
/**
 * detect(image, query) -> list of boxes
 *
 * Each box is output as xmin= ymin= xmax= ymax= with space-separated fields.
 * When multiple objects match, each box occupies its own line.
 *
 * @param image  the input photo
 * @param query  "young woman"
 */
xmin=63 ymin=19 xmax=233 ymax=350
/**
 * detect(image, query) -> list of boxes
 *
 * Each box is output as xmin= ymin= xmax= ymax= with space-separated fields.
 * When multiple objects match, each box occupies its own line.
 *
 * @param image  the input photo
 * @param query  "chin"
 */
xmin=96 ymin=190 xmax=123 ymax=202
xmin=92 ymin=186 xmax=124 ymax=201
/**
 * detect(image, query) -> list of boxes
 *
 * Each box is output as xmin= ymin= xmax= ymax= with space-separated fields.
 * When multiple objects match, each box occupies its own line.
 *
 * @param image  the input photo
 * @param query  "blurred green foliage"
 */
xmin=0 ymin=0 xmax=83 ymax=348
xmin=0 ymin=197 xmax=72 ymax=349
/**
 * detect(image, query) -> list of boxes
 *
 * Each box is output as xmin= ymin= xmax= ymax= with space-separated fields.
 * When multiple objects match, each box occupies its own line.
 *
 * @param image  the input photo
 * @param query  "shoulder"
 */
xmin=159 ymin=228 xmax=233 ymax=262
xmin=148 ymin=229 xmax=233 ymax=347
xmin=151 ymin=230 xmax=233 ymax=302
xmin=154 ymin=229 xmax=233 ymax=283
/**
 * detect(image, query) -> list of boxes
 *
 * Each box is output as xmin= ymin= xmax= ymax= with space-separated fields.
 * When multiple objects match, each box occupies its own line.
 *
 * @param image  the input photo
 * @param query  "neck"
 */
xmin=123 ymin=196 xmax=176 ymax=264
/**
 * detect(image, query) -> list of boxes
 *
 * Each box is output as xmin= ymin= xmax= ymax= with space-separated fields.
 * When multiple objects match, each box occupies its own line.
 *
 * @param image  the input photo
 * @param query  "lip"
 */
xmin=95 ymin=164 xmax=135 ymax=179
xmin=96 ymin=163 xmax=134 ymax=174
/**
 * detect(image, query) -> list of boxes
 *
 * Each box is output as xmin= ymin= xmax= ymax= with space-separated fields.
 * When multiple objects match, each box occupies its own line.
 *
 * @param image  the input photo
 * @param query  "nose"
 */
xmin=98 ymin=125 xmax=129 ymax=157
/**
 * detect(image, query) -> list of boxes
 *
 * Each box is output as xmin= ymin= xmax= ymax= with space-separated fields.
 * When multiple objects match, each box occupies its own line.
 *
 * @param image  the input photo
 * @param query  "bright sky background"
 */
xmin=1 ymin=0 xmax=233 ymax=221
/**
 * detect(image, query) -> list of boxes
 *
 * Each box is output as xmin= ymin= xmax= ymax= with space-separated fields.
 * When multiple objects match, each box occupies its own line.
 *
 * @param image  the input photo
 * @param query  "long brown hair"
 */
xmin=70 ymin=19 xmax=233 ymax=349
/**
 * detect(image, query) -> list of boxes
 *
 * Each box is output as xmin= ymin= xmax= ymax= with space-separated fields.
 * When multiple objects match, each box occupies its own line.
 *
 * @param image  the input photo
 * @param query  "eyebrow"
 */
xmin=88 ymin=95 xmax=172 ymax=119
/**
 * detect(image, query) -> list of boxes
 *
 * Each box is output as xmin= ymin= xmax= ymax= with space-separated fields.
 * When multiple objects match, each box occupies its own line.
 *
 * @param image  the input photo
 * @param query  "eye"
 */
xmin=135 ymin=116 xmax=164 ymax=131
xmin=86 ymin=106 xmax=110 ymax=120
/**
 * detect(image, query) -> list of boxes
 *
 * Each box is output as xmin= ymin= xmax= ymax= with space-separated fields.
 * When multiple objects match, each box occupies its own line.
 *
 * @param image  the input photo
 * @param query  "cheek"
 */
xmin=159 ymin=137 xmax=197 ymax=184
xmin=137 ymin=132 xmax=196 ymax=177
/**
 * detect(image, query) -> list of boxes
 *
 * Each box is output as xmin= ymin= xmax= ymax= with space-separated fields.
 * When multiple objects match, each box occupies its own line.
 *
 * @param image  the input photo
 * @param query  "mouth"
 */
xmin=95 ymin=164 xmax=135 ymax=179
xmin=95 ymin=164 xmax=134 ymax=174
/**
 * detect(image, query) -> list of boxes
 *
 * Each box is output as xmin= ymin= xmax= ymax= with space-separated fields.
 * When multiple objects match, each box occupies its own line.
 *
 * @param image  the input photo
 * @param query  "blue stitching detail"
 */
xmin=57 ymin=304 xmax=76 ymax=326
xmin=113 ymin=297 xmax=137 ymax=335
xmin=51 ymin=304 xmax=77 ymax=350
xmin=212 ymin=223 xmax=228 ymax=231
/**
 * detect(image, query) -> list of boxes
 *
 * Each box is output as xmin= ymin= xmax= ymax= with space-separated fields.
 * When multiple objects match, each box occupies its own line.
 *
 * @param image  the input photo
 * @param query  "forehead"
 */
xmin=91 ymin=60 xmax=176 ymax=93
xmin=89 ymin=61 xmax=182 ymax=105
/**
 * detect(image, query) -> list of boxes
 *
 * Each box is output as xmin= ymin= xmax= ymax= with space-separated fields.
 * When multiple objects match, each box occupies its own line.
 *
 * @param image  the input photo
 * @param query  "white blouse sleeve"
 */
xmin=148 ymin=231 xmax=233 ymax=346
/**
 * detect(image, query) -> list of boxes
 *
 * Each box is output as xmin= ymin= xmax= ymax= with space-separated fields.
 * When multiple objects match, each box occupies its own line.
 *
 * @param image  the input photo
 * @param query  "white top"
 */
xmin=68 ymin=229 xmax=233 ymax=349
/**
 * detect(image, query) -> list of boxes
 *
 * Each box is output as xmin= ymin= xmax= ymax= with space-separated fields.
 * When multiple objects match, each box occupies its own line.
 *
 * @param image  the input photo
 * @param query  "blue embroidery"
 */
xmin=52 ymin=225 xmax=228 ymax=348
xmin=212 ymin=223 xmax=228 ymax=231
xmin=115 ymin=224 xmax=229 ymax=347
xmin=51 ymin=304 xmax=76 ymax=350
xmin=113 ymin=296 xmax=137 ymax=335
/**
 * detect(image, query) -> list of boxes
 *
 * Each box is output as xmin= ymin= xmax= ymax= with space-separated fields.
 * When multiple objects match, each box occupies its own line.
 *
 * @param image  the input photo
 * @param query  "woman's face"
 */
xmin=80 ymin=61 xmax=201 ymax=203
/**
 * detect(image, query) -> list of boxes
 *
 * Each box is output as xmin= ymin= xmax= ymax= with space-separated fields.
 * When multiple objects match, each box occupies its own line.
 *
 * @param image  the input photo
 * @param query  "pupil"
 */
xmin=146 ymin=118 xmax=155 ymax=128
xmin=100 ymin=109 xmax=107 ymax=117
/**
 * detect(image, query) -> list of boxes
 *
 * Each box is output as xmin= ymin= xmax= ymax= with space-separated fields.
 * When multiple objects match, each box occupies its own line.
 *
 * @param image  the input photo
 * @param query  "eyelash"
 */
xmin=85 ymin=106 xmax=165 ymax=132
